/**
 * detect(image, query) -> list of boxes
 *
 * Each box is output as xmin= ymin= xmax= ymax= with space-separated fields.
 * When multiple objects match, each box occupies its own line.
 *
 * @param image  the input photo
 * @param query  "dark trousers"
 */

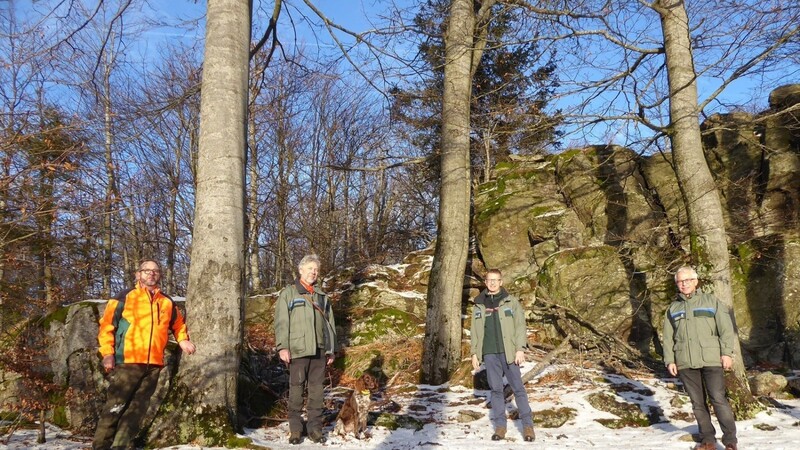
xmin=288 ymin=350 xmax=326 ymax=434
xmin=484 ymin=353 xmax=533 ymax=429
xmin=678 ymin=367 xmax=737 ymax=446
xmin=93 ymin=364 xmax=161 ymax=450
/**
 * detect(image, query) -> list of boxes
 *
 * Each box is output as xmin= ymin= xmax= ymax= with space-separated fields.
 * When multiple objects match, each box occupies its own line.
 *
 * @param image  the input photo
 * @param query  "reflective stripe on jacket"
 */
xmin=470 ymin=288 xmax=527 ymax=365
xmin=274 ymin=281 xmax=337 ymax=358
xmin=97 ymin=284 xmax=189 ymax=366
xmin=662 ymin=290 xmax=735 ymax=370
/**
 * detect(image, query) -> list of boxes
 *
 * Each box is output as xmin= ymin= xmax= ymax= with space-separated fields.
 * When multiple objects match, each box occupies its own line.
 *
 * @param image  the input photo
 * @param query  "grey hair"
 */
xmin=674 ymin=266 xmax=698 ymax=281
xmin=138 ymin=258 xmax=162 ymax=271
xmin=298 ymin=254 xmax=321 ymax=270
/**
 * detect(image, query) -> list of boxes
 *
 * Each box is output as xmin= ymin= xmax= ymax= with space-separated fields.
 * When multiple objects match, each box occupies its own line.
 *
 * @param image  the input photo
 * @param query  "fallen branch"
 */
xmin=522 ymin=334 xmax=573 ymax=383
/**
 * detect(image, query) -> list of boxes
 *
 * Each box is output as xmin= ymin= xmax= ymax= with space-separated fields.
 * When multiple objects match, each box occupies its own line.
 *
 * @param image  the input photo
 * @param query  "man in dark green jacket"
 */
xmin=663 ymin=266 xmax=737 ymax=450
xmin=470 ymin=269 xmax=535 ymax=442
xmin=274 ymin=254 xmax=336 ymax=445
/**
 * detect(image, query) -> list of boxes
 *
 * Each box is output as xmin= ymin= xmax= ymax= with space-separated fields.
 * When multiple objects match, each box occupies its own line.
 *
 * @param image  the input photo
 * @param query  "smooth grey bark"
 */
xmin=150 ymin=0 xmax=250 ymax=445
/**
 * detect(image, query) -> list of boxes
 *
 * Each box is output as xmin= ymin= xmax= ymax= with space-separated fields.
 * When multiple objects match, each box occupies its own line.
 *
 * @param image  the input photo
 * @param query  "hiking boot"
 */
xmin=308 ymin=429 xmax=327 ymax=444
xmin=694 ymin=443 xmax=716 ymax=450
xmin=288 ymin=432 xmax=302 ymax=445
xmin=491 ymin=427 xmax=506 ymax=441
xmin=724 ymin=444 xmax=738 ymax=450
xmin=523 ymin=425 xmax=536 ymax=442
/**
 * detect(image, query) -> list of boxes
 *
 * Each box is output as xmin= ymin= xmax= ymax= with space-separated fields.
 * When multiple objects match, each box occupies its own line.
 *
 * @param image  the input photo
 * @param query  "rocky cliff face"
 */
xmin=474 ymin=84 xmax=800 ymax=367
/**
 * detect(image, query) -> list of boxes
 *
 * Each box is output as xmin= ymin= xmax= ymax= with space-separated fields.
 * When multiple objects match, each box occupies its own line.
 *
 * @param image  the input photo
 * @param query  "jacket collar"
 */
xmin=136 ymin=281 xmax=161 ymax=299
xmin=475 ymin=287 xmax=508 ymax=306
xmin=295 ymin=279 xmax=325 ymax=296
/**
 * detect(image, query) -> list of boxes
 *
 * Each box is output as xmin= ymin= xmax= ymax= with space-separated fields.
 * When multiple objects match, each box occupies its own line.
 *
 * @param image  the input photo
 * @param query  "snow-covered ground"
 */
xmin=3 ymin=363 xmax=800 ymax=450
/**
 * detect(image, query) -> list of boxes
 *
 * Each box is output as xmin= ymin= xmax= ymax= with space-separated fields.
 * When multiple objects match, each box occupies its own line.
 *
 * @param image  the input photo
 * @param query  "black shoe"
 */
xmin=288 ymin=432 xmax=302 ymax=445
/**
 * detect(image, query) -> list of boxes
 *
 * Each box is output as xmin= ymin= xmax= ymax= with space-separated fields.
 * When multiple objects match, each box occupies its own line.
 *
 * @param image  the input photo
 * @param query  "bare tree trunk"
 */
xmin=102 ymin=50 xmax=115 ymax=298
xmin=246 ymin=101 xmax=261 ymax=292
xmin=421 ymin=0 xmax=477 ymax=385
xmin=655 ymin=0 xmax=745 ymax=378
xmin=149 ymin=0 xmax=250 ymax=445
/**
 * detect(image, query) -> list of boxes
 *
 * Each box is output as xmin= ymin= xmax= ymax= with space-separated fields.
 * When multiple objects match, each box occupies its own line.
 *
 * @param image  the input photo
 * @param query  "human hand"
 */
xmin=179 ymin=340 xmax=196 ymax=355
xmin=471 ymin=354 xmax=480 ymax=371
xmin=667 ymin=363 xmax=678 ymax=377
xmin=279 ymin=348 xmax=291 ymax=365
xmin=721 ymin=355 xmax=733 ymax=370
xmin=102 ymin=355 xmax=115 ymax=372
xmin=326 ymin=354 xmax=335 ymax=366
xmin=514 ymin=350 xmax=525 ymax=365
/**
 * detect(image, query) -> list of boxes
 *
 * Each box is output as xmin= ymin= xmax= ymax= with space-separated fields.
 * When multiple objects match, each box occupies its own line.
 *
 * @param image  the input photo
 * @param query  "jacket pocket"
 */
xmin=700 ymin=339 xmax=721 ymax=365
xmin=290 ymin=335 xmax=306 ymax=354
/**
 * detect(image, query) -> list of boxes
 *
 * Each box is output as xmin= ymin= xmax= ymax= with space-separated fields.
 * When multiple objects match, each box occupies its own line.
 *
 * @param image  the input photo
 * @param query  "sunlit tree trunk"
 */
xmin=422 ymin=0 xmax=493 ymax=384
xmin=149 ymin=0 xmax=250 ymax=445
xmin=98 ymin=50 xmax=118 ymax=298
xmin=246 ymin=95 xmax=261 ymax=292
xmin=654 ymin=0 xmax=746 ymax=378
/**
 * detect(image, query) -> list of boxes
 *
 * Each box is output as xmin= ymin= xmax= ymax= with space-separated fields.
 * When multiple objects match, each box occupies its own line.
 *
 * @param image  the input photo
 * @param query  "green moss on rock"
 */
xmin=534 ymin=407 xmax=577 ymax=428
xmin=369 ymin=412 xmax=424 ymax=431
xmin=586 ymin=392 xmax=651 ymax=428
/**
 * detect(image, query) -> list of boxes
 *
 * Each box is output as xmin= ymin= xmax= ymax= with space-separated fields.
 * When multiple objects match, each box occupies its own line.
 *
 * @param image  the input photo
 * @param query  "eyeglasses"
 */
xmin=676 ymin=278 xmax=696 ymax=285
xmin=486 ymin=278 xmax=502 ymax=283
xmin=140 ymin=269 xmax=161 ymax=275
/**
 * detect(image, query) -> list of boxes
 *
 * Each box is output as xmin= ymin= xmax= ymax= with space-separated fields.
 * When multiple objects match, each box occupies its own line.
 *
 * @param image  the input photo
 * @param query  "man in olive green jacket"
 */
xmin=275 ymin=254 xmax=336 ymax=445
xmin=663 ymin=266 xmax=737 ymax=450
xmin=470 ymin=269 xmax=534 ymax=442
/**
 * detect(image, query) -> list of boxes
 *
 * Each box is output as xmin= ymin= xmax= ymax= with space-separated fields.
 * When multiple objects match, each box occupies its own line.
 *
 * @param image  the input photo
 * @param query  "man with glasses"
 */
xmin=93 ymin=259 xmax=196 ymax=450
xmin=663 ymin=266 xmax=738 ymax=450
xmin=470 ymin=269 xmax=535 ymax=442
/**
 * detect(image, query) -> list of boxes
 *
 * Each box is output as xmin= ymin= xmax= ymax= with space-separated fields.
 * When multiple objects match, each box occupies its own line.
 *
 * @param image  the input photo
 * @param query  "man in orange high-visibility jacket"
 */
xmin=92 ymin=259 xmax=196 ymax=450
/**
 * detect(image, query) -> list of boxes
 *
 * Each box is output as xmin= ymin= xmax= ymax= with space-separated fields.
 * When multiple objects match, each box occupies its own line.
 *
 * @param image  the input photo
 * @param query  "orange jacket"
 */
xmin=98 ymin=283 xmax=189 ymax=366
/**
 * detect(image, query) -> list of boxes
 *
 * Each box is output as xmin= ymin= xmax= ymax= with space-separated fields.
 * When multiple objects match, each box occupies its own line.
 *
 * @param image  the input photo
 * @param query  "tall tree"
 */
xmin=149 ymin=0 xmax=250 ymax=444
xmin=422 ymin=0 xmax=496 ymax=385
xmin=653 ymin=0 xmax=744 ymax=376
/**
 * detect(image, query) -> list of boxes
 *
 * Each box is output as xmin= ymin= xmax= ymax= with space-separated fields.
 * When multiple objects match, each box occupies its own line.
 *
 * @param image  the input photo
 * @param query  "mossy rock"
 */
xmin=348 ymin=308 xmax=421 ymax=346
xmin=534 ymin=407 xmax=577 ymax=428
xmin=537 ymin=246 xmax=633 ymax=338
xmin=586 ymin=392 xmax=651 ymax=428
xmin=369 ymin=412 xmax=425 ymax=431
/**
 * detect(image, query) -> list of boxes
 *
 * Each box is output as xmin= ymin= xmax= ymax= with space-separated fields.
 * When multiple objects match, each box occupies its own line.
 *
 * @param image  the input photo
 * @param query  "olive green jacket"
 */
xmin=274 ymin=280 xmax=336 ymax=358
xmin=662 ymin=290 xmax=735 ymax=370
xmin=470 ymin=288 xmax=527 ymax=365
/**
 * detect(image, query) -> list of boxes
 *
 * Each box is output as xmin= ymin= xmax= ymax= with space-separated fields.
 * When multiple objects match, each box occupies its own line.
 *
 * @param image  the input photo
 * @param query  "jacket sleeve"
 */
xmin=98 ymin=299 xmax=119 ymax=357
xmin=469 ymin=304 xmax=480 ymax=358
xmin=326 ymin=297 xmax=337 ymax=354
xmin=512 ymin=297 xmax=527 ymax=351
xmin=274 ymin=287 xmax=290 ymax=351
xmin=715 ymin=299 xmax=736 ymax=358
xmin=170 ymin=304 xmax=190 ymax=342
xmin=662 ymin=307 xmax=675 ymax=366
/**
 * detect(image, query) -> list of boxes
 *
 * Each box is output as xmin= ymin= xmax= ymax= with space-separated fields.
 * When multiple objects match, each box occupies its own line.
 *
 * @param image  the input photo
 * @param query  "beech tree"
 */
xmin=148 ymin=0 xmax=250 ymax=444
xmin=421 ymin=0 xmax=497 ymax=385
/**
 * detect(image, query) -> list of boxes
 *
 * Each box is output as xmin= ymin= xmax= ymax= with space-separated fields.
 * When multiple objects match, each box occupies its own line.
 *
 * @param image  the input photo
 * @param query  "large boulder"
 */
xmin=536 ymin=246 xmax=634 ymax=340
xmin=0 ymin=299 xmax=188 ymax=433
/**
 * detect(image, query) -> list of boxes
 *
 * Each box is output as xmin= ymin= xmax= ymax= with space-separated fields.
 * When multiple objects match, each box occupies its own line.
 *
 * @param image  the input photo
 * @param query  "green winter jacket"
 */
xmin=470 ymin=288 xmax=527 ymax=365
xmin=274 ymin=280 xmax=337 ymax=358
xmin=662 ymin=290 xmax=735 ymax=370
